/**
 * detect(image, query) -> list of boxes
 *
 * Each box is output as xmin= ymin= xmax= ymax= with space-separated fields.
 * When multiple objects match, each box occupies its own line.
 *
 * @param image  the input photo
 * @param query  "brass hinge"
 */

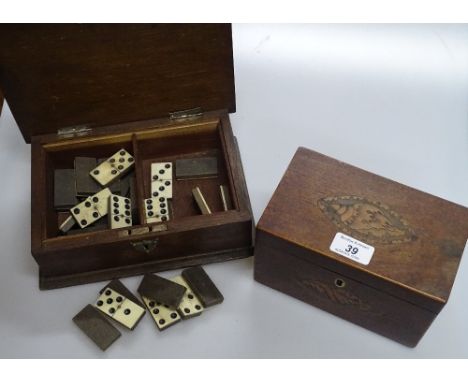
xmin=57 ymin=125 xmax=92 ymax=139
xmin=169 ymin=107 xmax=203 ymax=120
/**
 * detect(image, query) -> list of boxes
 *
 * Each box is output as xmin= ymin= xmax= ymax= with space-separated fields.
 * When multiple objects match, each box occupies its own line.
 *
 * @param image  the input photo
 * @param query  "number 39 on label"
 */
xmin=329 ymin=232 xmax=375 ymax=265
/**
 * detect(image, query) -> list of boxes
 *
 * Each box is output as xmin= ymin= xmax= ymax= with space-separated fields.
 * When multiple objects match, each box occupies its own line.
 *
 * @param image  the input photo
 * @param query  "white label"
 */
xmin=329 ymin=232 xmax=375 ymax=265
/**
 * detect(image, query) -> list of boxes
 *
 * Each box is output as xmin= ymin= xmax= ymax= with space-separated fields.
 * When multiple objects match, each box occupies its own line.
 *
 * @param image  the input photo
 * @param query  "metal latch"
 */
xmin=57 ymin=125 xmax=92 ymax=139
xmin=131 ymin=239 xmax=159 ymax=254
xmin=169 ymin=107 xmax=203 ymax=120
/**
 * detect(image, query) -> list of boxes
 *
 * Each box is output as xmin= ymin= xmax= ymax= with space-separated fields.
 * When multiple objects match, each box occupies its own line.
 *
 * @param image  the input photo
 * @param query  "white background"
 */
xmin=0 ymin=24 xmax=467 ymax=358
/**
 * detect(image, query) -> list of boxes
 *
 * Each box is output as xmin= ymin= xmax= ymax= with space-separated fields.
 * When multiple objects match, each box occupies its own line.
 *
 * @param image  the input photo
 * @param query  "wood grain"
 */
xmin=31 ymin=113 xmax=254 ymax=289
xmin=254 ymin=232 xmax=435 ymax=347
xmin=254 ymin=147 xmax=468 ymax=346
xmin=0 ymin=24 xmax=235 ymax=142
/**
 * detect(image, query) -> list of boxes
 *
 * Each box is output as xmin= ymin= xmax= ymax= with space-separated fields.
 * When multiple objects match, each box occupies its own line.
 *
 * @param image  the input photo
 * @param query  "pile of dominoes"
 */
xmin=56 ymin=148 xmax=231 ymax=235
xmin=73 ymin=266 xmax=223 ymax=351
xmin=56 ymin=149 xmax=138 ymax=234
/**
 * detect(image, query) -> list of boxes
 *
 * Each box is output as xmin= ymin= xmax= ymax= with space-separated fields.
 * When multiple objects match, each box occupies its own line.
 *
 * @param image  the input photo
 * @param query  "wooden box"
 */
xmin=254 ymin=147 xmax=468 ymax=347
xmin=0 ymin=24 xmax=254 ymax=290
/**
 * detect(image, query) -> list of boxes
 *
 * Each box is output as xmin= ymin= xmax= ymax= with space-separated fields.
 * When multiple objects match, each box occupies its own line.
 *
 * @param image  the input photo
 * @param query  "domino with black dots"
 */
xmin=144 ymin=197 xmax=170 ymax=224
xmin=171 ymin=276 xmax=204 ymax=319
xmin=90 ymin=149 xmax=135 ymax=187
xmin=141 ymin=296 xmax=181 ymax=331
xmin=109 ymin=194 xmax=132 ymax=229
xmin=70 ymin=188 xmax=111 ymax=229
xmin=151 ymin=162 xmax=173 ymax=199
xmin=94 ymin=287 xmax=145 ymax=330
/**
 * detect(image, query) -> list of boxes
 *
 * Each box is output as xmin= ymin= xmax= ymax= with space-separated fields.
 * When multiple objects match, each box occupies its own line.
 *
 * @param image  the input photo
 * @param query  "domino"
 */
xmin=65 ymin=218 xmax=108 ymax=236
xmin=54 ymin=169 xmax=78 ymax=210
xmin=175 ymin=157 xmax=218 ymax=180
xmin=120 ymin=173 xmax=133 ymax=197
xmin=192 ymin=186 xmax=212 ymax=215
xmin=70 ymin=187 xmax=111 ymax=229
xmin=93 ymin=187 xmax=112 ymax=216
xmin=75 ymin=157 xmax=100 ymax=196
xmin=109 ymin=194 xmax=132 ymax=229
xmin=98 ymin=158 xmax=121 ymax=194
xmin=182 ymin=266 xmax=224 ymax=308
xmin=171 ymin=276 xmax=204 ymax=319
xmin=94 ymin=287 xmax=146 ymax=330
xmin=90 ymin=149 xmax=135 ymax=187
xmin=219 ymin=185 xmax=233 ymax=211
xmin=151 ymin=179 xmax=173 ymax=199
xmin=99 ymin=279 xmax=146 ymax=310
xmin=141 ymin=296 xmax=181 ymax=331
xmin=151 ymin=162 xmax=173 ymax=180
xmin=59 ymin=214 xmax=76 ymax=233
xmin=73 ymin=304 xmax=121 ymax=351
xmin=138 ymin=273 xmax=186 ymax=309
xmin=128 ymin=175 xmax=139 ymax=221
xmin=144 ymin=197 xmax=170 ymax=224
xmin=151 ymin=162 xmax=173 ymax=199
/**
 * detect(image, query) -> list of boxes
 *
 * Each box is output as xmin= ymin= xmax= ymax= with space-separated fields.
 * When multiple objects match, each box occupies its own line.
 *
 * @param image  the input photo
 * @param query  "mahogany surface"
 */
xmin=254 ymin=147 xmax=468 ymax=346
xmin=31 ymin=113 xmax=253 ymax=289
xmin=0 ymin=24 xmax=235 ymax=142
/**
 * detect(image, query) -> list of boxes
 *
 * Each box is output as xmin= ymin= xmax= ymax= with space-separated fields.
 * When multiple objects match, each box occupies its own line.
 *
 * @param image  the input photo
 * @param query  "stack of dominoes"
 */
xmin=144 ymin=162 xmax=174 ymax=224
xmin=73 ymin=279 xmax=146 ymax=351
xmin=56 ymin=152 xmax=234 ymax=235
xmin=73 ymin=266 xmax=223 ymax=351
xmin=55 ymin=148 xmax=136 ymax=235
xmin=138 ymin=266 xmax=223 ymax=331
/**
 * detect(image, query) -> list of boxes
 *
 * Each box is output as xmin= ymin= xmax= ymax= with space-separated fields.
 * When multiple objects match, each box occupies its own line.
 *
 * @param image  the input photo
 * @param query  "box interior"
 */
xmin=42 ymin=119 xmax=236 ymax=240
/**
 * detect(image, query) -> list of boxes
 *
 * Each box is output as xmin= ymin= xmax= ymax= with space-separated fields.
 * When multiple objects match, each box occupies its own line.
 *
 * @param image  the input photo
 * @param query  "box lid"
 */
xmin=0 ymin=24 xmax=235 ymax=143
xmin=0 ymin=88 xmax=3 ymax=116
xmin=257 ymin=147 xmax=468 ymax=313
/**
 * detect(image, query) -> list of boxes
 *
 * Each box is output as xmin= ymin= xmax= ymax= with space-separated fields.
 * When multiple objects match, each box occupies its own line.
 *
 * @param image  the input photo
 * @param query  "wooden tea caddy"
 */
xmin=254 ymin=147 xmax=468 ymax=347
xmin=0 ymin=24 xmax=254 ymax=290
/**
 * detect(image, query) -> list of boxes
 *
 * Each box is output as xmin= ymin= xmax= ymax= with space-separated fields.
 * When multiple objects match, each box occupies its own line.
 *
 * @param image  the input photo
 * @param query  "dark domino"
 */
xmin=138 ymin=273 xmax=186 ymax=309
xmin=54 ymin=169 xmax=78 ymax=210
xmin=75 ymin=157 xmax=100 ymax=196
xmin=182 ymin=266 xmax=224 ymax=307
xmin=175 ymin=157 xmax=218 ymax=179
xmin=73 ymin=304 xmax=121 ymax=351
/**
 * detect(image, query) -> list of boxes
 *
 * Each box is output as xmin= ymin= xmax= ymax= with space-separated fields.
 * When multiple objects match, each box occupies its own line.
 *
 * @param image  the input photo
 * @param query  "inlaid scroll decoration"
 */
xmin=301 ymin=279 xmax=371 ymax=312
xmin=317 ymin=196 xmax=417 ymax=245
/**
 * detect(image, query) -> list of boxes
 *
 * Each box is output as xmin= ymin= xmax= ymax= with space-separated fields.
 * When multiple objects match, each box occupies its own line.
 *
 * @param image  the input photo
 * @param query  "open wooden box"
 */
xmin=0 ymin=24 xmax=254 ymax=289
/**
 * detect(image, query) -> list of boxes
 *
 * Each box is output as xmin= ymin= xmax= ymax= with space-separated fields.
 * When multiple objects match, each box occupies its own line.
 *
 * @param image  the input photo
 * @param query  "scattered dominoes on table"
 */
xmin=73 ymin=304 xmax=122 ymax=351
xmin=138 ymin=274 xmax=186 ymax=309
xmin=138 ymin=273 xmax=187 ymax=331
xmin=151 ymin=162 xmax=173 ymax=199
xmin=70 ymin=187 xmax=112 ymax=228
xmin=141 ymin=296 xmax=181 ymax=331
xmin=144 ymin=197 xmax=170 ymax=224
xmin=90 ymin=149 xmax=135 ymax=187
xmin=181 ymin=266 xmax=224 ymax=307
xmin=171 ymin=275 xmax=204 ymax=319
xmin=109 ymin=194 xmax=132 ymax=229
xmin=94 ymin=287 xmax=146 ymax=330
xmin=72 ymin=268 xmax=223 ymax=350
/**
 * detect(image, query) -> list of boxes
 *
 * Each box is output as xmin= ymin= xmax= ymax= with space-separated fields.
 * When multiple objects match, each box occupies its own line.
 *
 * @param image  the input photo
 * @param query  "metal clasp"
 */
xmin=131 ymin=239 xmax=159 ymax=254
